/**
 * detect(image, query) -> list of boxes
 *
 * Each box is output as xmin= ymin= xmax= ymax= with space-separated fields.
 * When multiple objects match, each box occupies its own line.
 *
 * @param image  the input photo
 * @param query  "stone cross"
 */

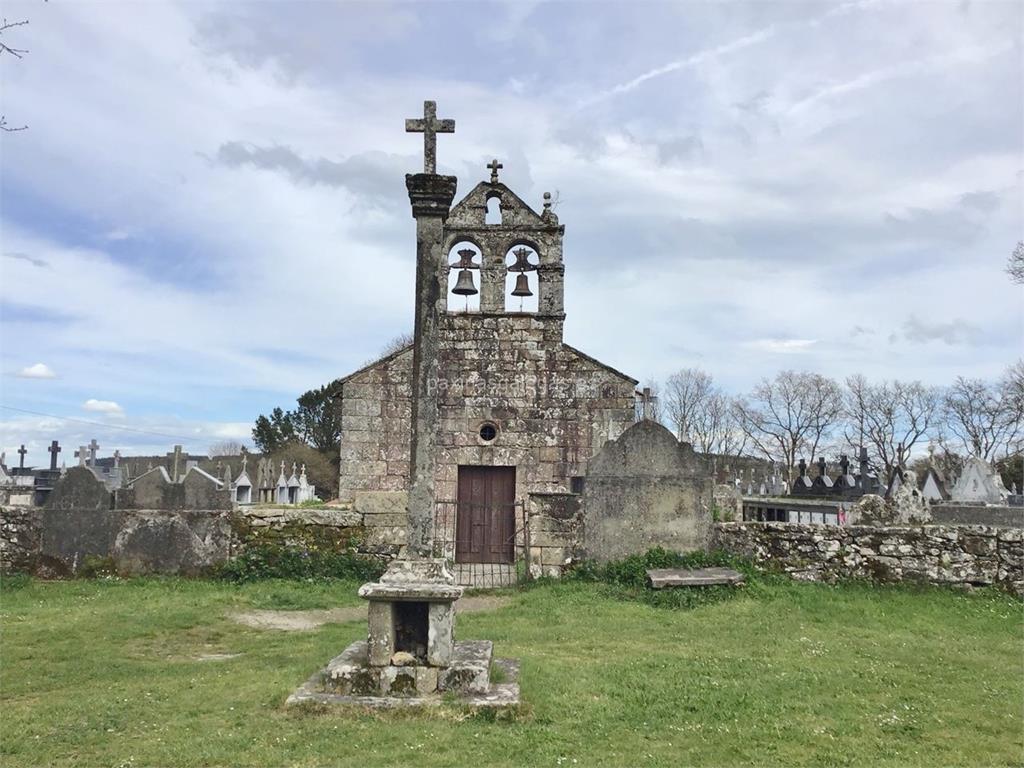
xmin=241 ymin=453 xmax=247 ymax=472
xmin=404 ymin=109 xmax=458 ymax=560
xmin=113 ymin=450 xmax=121 ymax=468
xmin=88 ymin=439 xmax=99 ymax=467
xmin=17 ymin=444 xmax=27 ymax=469
xmin=639 ymin=387 xmax=657 ymax=421
xmin=405 ymin=100 xmax=455 ymax=174
xmin=48 ymin=440 xmax=61 ymax=471
xmin=167 ymin=445 xmax=184 ymax=482
xmin=75 ymin=446 xmax=87 ymax=467
xmin=487 ymin=158 xmax=503 ymax=183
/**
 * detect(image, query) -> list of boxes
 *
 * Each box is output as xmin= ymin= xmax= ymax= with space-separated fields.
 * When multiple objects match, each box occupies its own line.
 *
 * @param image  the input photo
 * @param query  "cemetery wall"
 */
xmin=527 ymin=492 xmax=582 ymax=577
xmin=0 ymin=503 xmax=375 ymax=577
xmin=713 ymin=521 xmax=1023 ymax=593
xmin=930 ymin=504 xmax=1023 ymax=528
xmin=0 ymin=505 xmax=39 ymax=573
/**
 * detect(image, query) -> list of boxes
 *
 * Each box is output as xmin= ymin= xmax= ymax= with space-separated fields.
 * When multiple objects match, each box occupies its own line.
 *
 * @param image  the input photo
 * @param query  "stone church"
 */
xmin=335 ymin=144 xmax=638 ymax=565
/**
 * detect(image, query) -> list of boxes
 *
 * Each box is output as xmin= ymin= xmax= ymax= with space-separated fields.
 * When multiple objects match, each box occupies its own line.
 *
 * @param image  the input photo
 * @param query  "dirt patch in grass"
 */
xmin=229 ymin=594 xmax=512 ymax=631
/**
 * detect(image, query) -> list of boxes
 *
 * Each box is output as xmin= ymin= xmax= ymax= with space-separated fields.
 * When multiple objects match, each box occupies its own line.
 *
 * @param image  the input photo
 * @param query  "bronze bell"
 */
xmin=452 ymin=269 xmax=478 ymax=296
xmin=511 ymin=273 xmax=532 ymax=297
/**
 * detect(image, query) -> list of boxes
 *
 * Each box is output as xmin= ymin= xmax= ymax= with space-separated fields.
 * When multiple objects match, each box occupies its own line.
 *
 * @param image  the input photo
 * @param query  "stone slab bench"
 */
xmin=646 ymin=567 xmax=745 ymax=589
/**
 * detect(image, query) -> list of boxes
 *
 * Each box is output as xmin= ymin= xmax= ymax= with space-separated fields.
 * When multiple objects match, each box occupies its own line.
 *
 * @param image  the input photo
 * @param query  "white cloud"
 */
xmin=82 ymin=399 xmax=125 ymax=416
xmin=16 ymin=363 xmax=57 ymax=379
xmin=745 ymin=339 xmax=818 ymax=355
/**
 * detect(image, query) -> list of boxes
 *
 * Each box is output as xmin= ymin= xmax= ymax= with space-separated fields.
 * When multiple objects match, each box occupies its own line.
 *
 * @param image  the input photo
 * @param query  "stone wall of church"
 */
xmin=338 ymin=350 xmax=415 ymax=501
xmin=337 ymin=314 xmax=636 ymax=504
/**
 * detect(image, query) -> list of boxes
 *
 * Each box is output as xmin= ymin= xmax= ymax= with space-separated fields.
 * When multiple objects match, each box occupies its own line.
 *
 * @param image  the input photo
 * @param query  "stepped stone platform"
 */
xmin=646 ymin=567 xmax=745 ymax=589
xmin=286 ymin=640 xmax=520 ymax=709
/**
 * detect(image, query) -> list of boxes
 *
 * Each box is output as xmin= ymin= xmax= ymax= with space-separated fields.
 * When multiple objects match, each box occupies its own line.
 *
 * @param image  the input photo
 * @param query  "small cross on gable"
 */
xmin=405 ymin=100 xmax=455 ymax=174
xmin=487 ymin=158 xmax=503 ymax=183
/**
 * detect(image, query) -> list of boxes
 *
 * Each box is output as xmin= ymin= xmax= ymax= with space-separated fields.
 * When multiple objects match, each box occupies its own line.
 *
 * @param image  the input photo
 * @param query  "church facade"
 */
xmin=335 ymin=162 xmax=637 ymax=562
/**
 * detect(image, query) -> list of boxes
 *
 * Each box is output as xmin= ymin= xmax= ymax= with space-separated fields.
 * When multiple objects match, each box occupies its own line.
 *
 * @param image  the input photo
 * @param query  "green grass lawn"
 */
xmin=1 ymin=574 xmax=1021 ymax=767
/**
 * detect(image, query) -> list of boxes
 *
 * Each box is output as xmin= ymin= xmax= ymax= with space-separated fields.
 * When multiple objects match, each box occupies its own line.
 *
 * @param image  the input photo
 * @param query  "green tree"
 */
xmin=252 ymin=407 xmax=298 ymax=453
xmin=252 ymin=380 xmax=343 ymax=455
xmin=293 ymin=381 xmax=343 ymax=452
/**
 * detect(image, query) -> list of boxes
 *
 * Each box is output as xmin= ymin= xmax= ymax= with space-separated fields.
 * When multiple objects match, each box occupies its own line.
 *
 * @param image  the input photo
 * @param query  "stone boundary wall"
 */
xmin=527 ymin=492 xmax=582 ymax=578
xmin=713 ymin=521 xmax=1023 ymax=593
xmin=0 ymin=504 xmax=375 ymax=577
xmin=1 ymin=506 xmax=39 ymax=574
xmin=0 ymin=492 xmax=569 ymax=578
xmin=930 ymin=504 xmax=1023 ymax=528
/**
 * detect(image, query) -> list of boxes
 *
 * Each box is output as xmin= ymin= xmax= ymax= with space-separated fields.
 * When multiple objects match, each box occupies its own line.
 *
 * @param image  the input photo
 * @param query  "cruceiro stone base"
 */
xmin=286 ymin=640 xmax=520 ymax=709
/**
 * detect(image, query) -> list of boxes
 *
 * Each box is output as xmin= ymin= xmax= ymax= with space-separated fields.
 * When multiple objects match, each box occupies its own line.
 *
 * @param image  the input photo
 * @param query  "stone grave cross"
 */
xmin=48 ymin=440 xmax=61 ymax=471
xmin=405 ymin=100 xmax=455 ymax=174
xmin=639 ymin=387 xmax=657 ymax=421
xmin=167 ymin=445 xmax=184 ymax=482
xmin=487 ymin=158 xmax=503 ymax=183
xmin=88 ymin=439 xmax=99 ymax=467
xmin=17 ymin=444 xmax=27 ymax=469
xmin=113 ymin=450 xmax=121 ymax=468
xmin=75 ymin=445 xmax=88 ymax=467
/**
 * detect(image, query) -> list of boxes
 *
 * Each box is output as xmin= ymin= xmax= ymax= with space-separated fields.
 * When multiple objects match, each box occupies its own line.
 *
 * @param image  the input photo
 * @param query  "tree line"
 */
xmin=647 ymin=362 xmax=1023 ymax=486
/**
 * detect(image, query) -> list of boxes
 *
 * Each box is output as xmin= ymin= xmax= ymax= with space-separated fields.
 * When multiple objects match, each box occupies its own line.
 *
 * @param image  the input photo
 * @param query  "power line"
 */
xmin=0 ymin=405 xmax=199 ymax=442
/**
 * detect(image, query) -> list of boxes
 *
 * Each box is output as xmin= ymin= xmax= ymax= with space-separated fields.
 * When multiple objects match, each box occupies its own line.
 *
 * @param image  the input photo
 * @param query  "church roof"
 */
xmin=332 ymin=343 xmax=414 ymax=393
xmin=562 ymin=343 xmax=638 ymax=385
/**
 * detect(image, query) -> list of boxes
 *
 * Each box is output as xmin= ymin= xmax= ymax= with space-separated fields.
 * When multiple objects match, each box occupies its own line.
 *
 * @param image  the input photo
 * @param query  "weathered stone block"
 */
xmin=428 ymin=601 xmax=455 ymax=667
xmin=381 ymin=666 xmax=418 ymax=696
xmin=438 ymin=640 xmax=492 ymax=694
xmin=367 ymin=601 xmax=394 ymax=666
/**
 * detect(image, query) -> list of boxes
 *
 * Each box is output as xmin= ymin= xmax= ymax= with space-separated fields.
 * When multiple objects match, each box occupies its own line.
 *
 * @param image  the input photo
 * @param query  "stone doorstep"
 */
xmin=288 ymin=643 xmax=519 ymax=709
xmin=319 ymin=640 xmax=494 ymax=697
xmin=646 ymin=567 xmax=745 ymax=589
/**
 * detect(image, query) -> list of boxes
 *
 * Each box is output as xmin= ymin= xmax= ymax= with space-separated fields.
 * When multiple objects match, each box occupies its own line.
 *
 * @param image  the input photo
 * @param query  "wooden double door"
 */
xmin=455 ymin=466 xmax=516 ymax=564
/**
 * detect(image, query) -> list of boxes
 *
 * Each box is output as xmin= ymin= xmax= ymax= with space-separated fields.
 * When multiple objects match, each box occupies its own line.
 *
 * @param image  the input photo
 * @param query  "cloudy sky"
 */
xmin=0 ymin=0 xmax=1021 ymax=463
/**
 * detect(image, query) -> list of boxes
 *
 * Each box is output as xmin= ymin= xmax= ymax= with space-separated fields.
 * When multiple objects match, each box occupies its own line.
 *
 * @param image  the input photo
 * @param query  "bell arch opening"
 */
xmin=505 ymin=246 xmax=539 ymax=313
xmin=447 ymin=241 xmax=482 ymax=313
xmin=485 ymin=195 xmax=503 ymax=225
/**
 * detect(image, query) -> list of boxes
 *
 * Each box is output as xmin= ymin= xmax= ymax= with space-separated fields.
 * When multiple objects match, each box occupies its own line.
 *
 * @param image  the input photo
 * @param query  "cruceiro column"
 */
xmin=287 ymin=101 xmax=519 ymax=707
xmin=403 ymin=99 xmax=457 ymax=558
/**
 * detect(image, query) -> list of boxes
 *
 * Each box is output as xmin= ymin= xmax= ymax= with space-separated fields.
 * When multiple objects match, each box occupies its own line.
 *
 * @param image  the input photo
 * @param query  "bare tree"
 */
xmin=209 ymin=440 xmax=244 ymax=457
xmin=733 ymin=370 xmax=842 ymax=480
xmin=842 ymin=375 xmax=941 ymax=477
xmin=380 ymin=332 xmax=414 ymax=356
xmin=1 ymin=17 xmax=30 ymax=133
xmin=1008 ymin=241 xmax=1024 ymax=285
xmin=942 ymin=365 xmax=1023 ymax=461
xmin=690 ymin=390 xmax=747 ymax=457
xmin=664 ymin=368 xmax=713 ymax=441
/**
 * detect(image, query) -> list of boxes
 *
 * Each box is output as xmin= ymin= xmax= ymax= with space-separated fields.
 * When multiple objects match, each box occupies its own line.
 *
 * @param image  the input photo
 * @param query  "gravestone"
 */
xmin=581 ymin=420 xmax=712 ymax=562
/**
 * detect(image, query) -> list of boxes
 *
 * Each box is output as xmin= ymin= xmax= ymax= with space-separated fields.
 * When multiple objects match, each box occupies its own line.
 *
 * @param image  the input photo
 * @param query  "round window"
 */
xmin=478 ymin=422 xmax=498 ymax=442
